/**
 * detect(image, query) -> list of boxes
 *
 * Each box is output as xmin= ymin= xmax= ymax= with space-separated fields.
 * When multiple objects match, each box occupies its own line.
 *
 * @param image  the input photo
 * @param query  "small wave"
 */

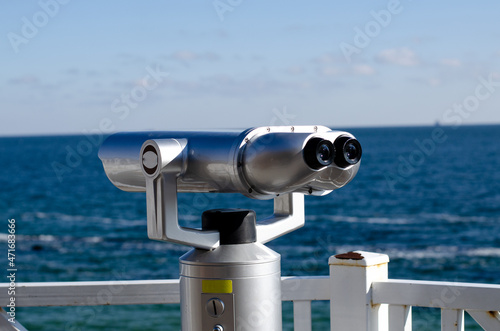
xmin=308 ymin=213 xmax=497 ymax=225
xmin=388 ymin=247 xmax=458 ymax=259
xmin=180 ymin=214 xmax=202 ymax=222
xmin=38 ymin=234 xmax=57 ymax=242
xmin=0 ymin=233 xmax=60 ymax=243
xmin=82 ymin=236 xmax=104 ymax=243
xmin=466 ymin=248 xmax=500 ymax=257
xmin=420 ymin=213 xmax=493 ymax=224
xmin=278 ymin=243 xmax=500 ymax=261
xmin=0 ymin=233 xmax=104 ymax=244
xmin=304 ymin=245 xmax=459 ymax=260
xmin=24 ymin=211 xmax=146 ymax=227
xmin=0 ymin=233 xmax=8 ymax=242
xmin=350 ymin=246 xmax=500 ymax=259
xmin=307 ymin=215 xmax=412 ymax=225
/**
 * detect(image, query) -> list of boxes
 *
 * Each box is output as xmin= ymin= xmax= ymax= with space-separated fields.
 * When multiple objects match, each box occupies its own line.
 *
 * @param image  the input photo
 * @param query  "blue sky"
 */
xmin=1 ymin=1 xmax=499 ymax=135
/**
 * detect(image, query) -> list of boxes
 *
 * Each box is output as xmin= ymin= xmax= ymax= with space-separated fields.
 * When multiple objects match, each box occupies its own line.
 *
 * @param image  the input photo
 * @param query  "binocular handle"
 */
xmin=141 ymin=139 xmax=305 ymax=250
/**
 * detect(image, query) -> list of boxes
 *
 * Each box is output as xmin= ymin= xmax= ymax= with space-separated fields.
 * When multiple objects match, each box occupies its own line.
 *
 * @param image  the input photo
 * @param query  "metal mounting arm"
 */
xmin=257 ymin=193 xmax=305 ymax=244
xmin=141 ymin=139 xmax=220 ymax=250
xmin=141 ymin=139 xmax=305 ymax=250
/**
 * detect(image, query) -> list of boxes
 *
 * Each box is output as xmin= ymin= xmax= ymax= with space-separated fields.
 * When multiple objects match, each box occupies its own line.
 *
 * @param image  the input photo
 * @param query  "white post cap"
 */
xmin=329 ymin=250 xmax=390 ymax=267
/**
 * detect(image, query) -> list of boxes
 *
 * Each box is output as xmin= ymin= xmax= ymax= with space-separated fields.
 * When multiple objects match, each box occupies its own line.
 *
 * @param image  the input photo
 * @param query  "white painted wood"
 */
xmin=281 ymin=276 xmax=329 ymax=301
xmin=293 ymin=300 xmax=312 ymax=331
xmin=388 ymin=305 xmax=412 ymax=331
xmin=1 ymin=253 xmax=499 ymax=330
xmin=373 ymin=280 xmax=500 ymax=311
xmin=467 ymin=310 xmax=500 ymax=331
xmin=0 ymin=280 xmax=180 ymax=307
xmin=441 ymin=309 xmax=464 ymax=331
xmin=0 ymin=277 xmax=329 ymax=308
xmin=329 ymin=251 xmax=390 ymax=331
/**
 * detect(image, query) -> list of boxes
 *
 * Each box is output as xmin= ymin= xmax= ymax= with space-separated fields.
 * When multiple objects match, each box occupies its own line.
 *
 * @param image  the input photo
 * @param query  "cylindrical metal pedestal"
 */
xmin=179 ymin=209 xmax=282 ymax=331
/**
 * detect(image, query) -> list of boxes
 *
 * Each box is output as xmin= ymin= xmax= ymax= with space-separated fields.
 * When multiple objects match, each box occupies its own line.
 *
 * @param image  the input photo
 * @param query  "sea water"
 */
xmin=1 ymin=125 xmax=499 ymax=330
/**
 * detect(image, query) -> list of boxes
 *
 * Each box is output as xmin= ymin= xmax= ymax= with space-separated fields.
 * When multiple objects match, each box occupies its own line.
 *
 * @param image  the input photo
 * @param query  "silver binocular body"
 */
xmin=98 ymin=125 xmax=361 ymax=200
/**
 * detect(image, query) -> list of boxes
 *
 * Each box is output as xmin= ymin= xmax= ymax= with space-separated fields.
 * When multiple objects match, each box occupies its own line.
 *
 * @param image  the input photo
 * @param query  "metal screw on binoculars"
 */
xmin=99 ymin=125 xmax=361 ymax=331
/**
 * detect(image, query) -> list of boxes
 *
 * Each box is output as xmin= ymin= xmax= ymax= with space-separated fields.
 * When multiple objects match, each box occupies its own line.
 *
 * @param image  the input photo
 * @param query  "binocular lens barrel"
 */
xmin=333 ymin=136 xmax=362 ymax=168
xmin=304 ymin=136 xmax=362 ymax=170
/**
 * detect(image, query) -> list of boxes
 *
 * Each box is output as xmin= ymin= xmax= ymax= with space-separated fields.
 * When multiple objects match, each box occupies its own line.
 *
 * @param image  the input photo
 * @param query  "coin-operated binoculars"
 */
xmin=99 ymin=126 xmax=361 ymax=331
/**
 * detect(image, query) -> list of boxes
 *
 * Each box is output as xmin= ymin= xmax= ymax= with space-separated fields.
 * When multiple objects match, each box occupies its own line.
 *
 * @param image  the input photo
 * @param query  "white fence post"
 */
xmin=330 ymin=251 xmax=390 ymax=331
xmin=293 ymin=300 xmax=312 ymax=331
xmin=441 ymin=309 xmax=464 ymax=331
xmin=388 ymin=305 xmax=412 ymax=331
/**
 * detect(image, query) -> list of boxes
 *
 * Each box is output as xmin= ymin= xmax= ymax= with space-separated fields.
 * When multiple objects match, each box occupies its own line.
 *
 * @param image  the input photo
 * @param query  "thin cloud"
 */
xmin=440 ymin=58 xmax=461 ymax=67
xmin=428 ymin=78 xmax=441 ymax=86
xmin=158 ymin=73 xmax=309 ymax=98
xmin=116 ymin=53 xmax=147 ymax=65
xmin=312 ymin=53 xmax=376 ymax=77
xmin=353 ymin=64 xmax=376 ymax=75
xmin=176 ymin=29 xmax=229 ymax=39
xmin=8 ymin=75 xmax=40 ymax=85
xmin=7 ymin=75 xmax=65 ymax=91
xmin=167 ymin=51 xmax=221 ymax=64
xmin=376 ymin=48 xmax=419 ymax=66
xmin=283 ymin=23 xmax=321 ymax=33
xmin=312 ymin=53 xmax=344 ymax=77
xmin=318 ymin=66 xmax=341 ymax=77
xmin=312 ymin=53 xmax=343 ymax=65
xmin=171 ymin=50 xmax=197 ymax=61
xmin=285 ymin=65 xmax=306 ymax=75
xmin=63 ymin=68 xmax=80 ymax=76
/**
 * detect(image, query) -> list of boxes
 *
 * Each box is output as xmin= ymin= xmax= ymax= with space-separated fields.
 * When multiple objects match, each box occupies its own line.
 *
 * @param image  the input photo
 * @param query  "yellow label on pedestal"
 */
xmin=202 ymin=279 xmax=233 ymax=293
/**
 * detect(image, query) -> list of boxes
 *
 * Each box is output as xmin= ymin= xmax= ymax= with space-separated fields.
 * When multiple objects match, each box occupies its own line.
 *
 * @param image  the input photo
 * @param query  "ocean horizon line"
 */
xmin=1 ymin=122 xmax=500 ymax=139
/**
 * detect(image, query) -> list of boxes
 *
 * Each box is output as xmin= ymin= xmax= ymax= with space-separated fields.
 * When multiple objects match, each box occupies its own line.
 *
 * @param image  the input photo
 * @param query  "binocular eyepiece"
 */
xmin=303 ymin=135 xmax=362 ymax=170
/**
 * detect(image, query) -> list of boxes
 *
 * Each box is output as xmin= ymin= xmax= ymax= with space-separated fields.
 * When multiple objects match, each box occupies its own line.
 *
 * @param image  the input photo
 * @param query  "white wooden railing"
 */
xmin=1 ymin=251 xmax=499 ymax=330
